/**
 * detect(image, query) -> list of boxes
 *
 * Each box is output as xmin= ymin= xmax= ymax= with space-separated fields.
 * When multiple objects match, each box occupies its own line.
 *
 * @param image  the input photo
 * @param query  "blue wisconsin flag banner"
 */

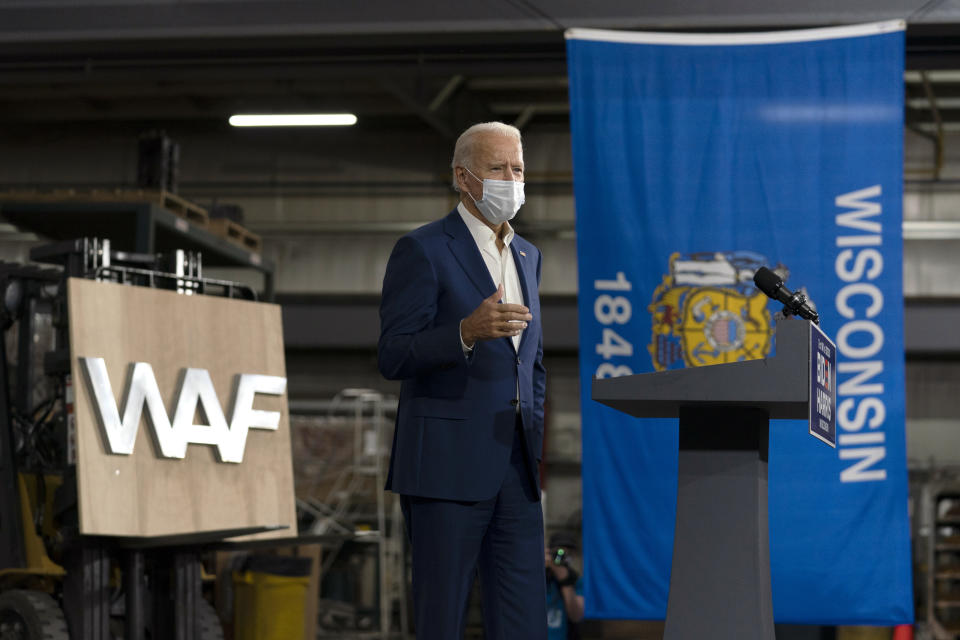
xmin=567 ymin=22 xmax=911 ymax=624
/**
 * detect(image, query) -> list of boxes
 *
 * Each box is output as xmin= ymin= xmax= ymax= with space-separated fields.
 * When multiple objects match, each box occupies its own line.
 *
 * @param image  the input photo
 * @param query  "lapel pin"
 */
xmin=519 ymin=250 xmax=526 ymax=257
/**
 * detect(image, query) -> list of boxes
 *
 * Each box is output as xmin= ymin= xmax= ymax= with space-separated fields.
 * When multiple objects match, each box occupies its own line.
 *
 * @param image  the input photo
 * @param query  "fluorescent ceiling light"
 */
xmin=904 ymin=71 xmax=960 ymax=83
xmin=903 ymin=220 xmax=960 ymax=241
xmin=229 ymin=113 xmax=357 ymax=127
xmin=908 ymin=97 xmax=960 ymax=110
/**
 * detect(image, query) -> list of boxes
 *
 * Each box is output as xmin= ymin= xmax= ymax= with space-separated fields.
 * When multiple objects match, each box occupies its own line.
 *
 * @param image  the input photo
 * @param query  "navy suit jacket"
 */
xmin=378 ymin=208 xmax=546 ymax=502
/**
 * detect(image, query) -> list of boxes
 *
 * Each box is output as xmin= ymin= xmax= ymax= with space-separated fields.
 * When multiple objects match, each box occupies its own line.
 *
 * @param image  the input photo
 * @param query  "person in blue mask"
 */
xmin=379 ymin=121 xmax=547 ymax=639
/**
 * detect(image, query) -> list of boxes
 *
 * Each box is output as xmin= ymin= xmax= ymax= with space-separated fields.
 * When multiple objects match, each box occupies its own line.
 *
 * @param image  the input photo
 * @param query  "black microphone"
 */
xmin=753 ymin=266 xmax=819 ymax=324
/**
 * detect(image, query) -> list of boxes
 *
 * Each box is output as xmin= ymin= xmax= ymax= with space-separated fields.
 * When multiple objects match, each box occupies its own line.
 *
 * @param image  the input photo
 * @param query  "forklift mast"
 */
xmin=0 ymin=238 xmax=255 ymax=640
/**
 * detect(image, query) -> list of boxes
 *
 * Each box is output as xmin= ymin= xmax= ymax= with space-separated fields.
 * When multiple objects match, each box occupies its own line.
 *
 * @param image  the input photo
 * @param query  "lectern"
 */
xmin=592 ymin=318 xmax=817 ymax=640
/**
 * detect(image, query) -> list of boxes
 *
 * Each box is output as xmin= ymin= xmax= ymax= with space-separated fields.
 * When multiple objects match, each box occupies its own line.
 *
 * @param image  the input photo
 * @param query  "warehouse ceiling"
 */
xmin=2 ymin=1 xmax=960 ymax=138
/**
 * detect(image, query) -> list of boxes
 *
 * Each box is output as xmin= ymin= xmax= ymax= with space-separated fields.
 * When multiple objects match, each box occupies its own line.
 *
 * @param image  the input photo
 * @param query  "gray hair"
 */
xmin=450 ymin=121 xmax=523 ymax=192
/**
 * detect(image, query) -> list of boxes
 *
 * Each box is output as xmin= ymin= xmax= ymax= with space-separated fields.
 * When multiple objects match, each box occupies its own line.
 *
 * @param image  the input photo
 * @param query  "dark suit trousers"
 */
xmin=401 ymin=419 xmax=547 ymax=640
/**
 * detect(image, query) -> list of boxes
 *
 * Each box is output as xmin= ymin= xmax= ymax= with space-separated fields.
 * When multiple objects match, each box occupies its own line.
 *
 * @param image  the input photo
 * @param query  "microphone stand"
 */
xmin=780 ymin=290 xmax=819 ymax=325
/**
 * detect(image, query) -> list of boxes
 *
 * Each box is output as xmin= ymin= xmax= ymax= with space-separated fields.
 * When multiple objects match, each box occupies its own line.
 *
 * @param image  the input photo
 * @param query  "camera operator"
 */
xmin=545 ymin=533 xmax=585 ymax=640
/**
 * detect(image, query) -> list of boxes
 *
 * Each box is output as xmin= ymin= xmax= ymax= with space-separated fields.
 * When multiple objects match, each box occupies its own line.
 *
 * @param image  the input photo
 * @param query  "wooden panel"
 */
xmin=68 ymin=278 xmax=295 ymax=539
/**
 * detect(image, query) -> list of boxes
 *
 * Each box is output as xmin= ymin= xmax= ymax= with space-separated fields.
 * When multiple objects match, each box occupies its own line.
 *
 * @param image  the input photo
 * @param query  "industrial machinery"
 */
xmin=0 ymin=238 xmax=258 ymax=639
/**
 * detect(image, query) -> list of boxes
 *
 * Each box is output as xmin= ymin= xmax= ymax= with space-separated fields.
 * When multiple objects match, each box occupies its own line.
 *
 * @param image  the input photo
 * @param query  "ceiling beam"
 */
xmin=4 ymin=1 xmax=960 ymax=45
xmin=428 ymin=75 xmax=464 ymax=112
xmin=379 ymin=78 xmax=456 ymax=140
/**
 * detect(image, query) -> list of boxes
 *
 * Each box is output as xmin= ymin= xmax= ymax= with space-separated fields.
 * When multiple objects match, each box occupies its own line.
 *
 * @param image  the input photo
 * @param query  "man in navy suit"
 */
xmin=379 ymin=121 xmax=547 ymax=639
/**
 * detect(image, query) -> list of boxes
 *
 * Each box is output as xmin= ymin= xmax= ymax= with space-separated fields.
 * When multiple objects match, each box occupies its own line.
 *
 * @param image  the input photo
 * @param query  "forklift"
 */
xmin=0 ymin=238 xmax=257 ymax=639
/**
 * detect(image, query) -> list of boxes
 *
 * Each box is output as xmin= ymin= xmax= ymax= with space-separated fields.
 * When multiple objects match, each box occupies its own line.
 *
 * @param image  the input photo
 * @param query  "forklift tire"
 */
xmin=196 ymin=599 xmax=224 ymax=640
xmin=0 ymin=589 xmax=69 ymax=640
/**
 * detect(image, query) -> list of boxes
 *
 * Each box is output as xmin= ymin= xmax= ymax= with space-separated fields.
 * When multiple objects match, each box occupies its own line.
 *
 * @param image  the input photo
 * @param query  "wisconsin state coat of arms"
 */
xmin=648 ymin=251 xmax=780 ymax=371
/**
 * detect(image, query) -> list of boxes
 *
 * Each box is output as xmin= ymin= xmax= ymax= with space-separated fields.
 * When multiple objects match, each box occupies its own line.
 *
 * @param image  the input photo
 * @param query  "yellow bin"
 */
xmin=233 ymin=556 xmax=311 ymax=640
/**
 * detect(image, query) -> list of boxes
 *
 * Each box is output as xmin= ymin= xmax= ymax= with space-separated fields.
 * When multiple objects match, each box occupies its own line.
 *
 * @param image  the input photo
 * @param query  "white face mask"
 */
xmin=464 ymin=167 xmax=525 ymax=226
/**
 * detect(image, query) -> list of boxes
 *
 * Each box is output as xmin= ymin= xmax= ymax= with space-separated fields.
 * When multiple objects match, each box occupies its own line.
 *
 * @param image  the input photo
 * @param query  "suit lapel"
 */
xmin=510 ymin=242 xmax=531 ymax=307
xmin=510 ymin=242 xmax=533 ymax=353
xmin=444 ymin=209 xmax=497 ymax=298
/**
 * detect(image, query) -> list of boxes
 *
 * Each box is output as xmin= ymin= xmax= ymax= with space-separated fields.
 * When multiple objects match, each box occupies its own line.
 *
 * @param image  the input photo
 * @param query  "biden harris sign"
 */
xmin=567 ymin=22 xmax=911 ymax=624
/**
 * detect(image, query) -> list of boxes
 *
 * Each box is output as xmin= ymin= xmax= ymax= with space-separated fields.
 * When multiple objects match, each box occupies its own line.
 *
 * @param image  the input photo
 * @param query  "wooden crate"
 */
xmin=0 ymin=188 xmax=209 ymax=228
xmin=208 ymin=218 xmax=262 ymax=253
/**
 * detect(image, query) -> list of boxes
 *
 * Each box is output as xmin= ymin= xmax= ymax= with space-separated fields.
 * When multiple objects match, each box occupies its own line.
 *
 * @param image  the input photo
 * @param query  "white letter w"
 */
xmin=81 ymin=357 xmax=187 ymax=458
xmin=835 ymin=185 xmax=882 ymax=233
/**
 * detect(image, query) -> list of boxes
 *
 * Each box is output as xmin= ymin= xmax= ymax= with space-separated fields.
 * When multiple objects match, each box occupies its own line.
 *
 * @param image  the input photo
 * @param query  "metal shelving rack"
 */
xmin=292 ymin=389 xmax=409 ymax=640
xmin=0 ymin=197 xmax=274 ymax=299
xmin=930 ymin=484 xmax=960 ymax=638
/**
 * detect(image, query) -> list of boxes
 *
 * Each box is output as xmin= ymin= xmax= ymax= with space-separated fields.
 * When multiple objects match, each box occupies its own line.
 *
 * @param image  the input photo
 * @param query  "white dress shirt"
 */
xmin=457 ymin=202 xmax=524 ymax=351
